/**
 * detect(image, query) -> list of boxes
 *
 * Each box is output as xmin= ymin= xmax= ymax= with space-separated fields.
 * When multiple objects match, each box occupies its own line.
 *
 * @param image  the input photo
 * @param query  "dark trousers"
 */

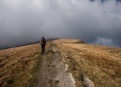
xmin=41 ymin=45 xmax=45 ymax=54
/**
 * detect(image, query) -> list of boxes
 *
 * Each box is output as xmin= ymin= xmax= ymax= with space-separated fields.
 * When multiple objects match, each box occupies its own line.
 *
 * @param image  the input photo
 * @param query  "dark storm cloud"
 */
xmin=0 ymin=0 xmax=121 ymax=49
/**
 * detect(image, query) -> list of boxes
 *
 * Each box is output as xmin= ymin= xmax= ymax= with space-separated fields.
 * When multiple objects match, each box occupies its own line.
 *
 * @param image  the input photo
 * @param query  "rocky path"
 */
xmin=37 ymin=45 xmax=76 ymax=87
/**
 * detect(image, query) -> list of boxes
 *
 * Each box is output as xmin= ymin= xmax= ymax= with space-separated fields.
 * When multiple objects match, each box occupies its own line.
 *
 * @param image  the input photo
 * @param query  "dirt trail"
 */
xmin=37 ymin=45 xmax=76 ymax=87
xmin=37 ymin=55 xmax=48 ymax=87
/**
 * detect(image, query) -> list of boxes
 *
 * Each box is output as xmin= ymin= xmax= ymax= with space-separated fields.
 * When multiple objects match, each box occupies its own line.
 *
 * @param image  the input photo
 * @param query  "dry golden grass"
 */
xmin=0 ymin=44 xmax=41 ymax=87
xmin=54 ymin=39 xmax=121 ymax=87
xmin=1 ymin=39 xmax=121 ymax=87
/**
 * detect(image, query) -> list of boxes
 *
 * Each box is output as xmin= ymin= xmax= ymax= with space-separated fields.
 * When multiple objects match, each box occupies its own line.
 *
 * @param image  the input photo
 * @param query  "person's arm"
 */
xmin=44 ymin=40 xmax=46 ymax=46
xmin=40 ymin=40 xmax=42 ymax=45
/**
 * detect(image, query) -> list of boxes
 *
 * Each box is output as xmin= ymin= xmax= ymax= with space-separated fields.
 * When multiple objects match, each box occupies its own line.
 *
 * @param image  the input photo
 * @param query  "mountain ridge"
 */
xmin=0 ymin=39 xmax=121 ymax=87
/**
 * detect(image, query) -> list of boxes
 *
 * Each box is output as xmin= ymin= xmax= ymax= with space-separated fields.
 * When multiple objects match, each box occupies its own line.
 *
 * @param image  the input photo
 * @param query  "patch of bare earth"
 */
xmin=0 ymin=44 xmax=41 ymax=87
xmin=50 ymin=47 xmax=76 ymax=87
xmin=37 ymin=42 xmax=76 ymax=87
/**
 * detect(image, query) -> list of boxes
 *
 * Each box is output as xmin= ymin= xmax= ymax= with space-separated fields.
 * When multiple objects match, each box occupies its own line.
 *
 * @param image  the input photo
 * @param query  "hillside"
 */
xmin=0 ymin=39 xmax=121 ymax=87
xmin=0 ymin=44 xmax=41 ymax=86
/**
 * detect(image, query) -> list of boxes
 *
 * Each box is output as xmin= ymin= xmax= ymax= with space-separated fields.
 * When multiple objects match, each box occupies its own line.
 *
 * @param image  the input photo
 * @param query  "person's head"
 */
xmin=41 ymin=37 xmax=45 ymax=40
xmin=42 ymin=36 xmax=44 ymax=39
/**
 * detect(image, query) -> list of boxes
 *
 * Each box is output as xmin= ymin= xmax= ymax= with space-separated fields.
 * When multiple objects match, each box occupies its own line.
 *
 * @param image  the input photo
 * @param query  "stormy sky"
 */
xmin=0 ymin=0 xmax=121 ymax=49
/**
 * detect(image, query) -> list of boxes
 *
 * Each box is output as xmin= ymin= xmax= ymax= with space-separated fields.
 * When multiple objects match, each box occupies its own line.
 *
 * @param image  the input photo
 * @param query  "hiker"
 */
xmin=40 ymin=37 xmax=46 ymax=54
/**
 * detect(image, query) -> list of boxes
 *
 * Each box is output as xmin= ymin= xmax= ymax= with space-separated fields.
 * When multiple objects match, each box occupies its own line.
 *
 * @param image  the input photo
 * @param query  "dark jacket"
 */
xmin=41 ymin=37 xmax=46 ymax=46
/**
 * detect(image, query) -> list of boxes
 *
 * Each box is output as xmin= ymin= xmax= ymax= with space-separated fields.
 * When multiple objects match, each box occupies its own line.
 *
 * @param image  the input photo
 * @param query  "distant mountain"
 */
xmin=117 ymin=0 xmax=121 ymax=2
xmin=90 ymin=0 xmax=121 ymax=2
xmin=0 ymin=38 xmax=58 ymax=50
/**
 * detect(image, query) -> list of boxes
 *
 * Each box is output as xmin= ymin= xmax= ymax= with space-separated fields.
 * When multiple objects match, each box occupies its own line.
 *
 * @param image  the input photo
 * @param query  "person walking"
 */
xmin=40 ymin=37 xmax=46 ymax=54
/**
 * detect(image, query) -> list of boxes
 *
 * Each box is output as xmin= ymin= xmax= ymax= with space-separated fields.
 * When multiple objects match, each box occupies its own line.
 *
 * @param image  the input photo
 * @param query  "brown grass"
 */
xmin=54 ymin=39 xmax=121 ymax=87
xmin=1 ymin=39 xmax=121 ymax=87
xmin=0 ymin=44 xmax=41 ymax=87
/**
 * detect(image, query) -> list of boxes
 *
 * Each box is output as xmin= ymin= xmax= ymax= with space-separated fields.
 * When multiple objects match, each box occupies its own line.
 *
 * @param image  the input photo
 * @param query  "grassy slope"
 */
xmin=0 ymin=44 xmax=41 ymax=87
xmin=54 ymin=39 xmax=121 ymax=87
xmin=0 ymin=39 xmax=121 ymax=87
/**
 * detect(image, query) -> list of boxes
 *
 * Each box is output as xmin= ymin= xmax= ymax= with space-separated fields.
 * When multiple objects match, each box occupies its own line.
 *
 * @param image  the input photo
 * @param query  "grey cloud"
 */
xmin=0 ymin=0 xmax=121 ymax=49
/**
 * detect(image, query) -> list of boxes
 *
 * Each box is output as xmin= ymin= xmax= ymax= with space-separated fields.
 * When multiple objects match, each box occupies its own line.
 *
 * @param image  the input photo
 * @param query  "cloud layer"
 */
xmin=0 ymin=0 xmax=121 ymax=49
